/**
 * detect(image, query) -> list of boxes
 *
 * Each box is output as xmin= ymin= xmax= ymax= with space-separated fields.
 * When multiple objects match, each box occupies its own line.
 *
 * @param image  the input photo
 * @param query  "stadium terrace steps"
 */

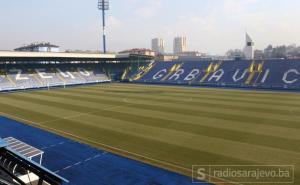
xmin=130 ymin=60 xmax=300 ymax=89
xmin=0 ymin=67 xmax=110 ymax=91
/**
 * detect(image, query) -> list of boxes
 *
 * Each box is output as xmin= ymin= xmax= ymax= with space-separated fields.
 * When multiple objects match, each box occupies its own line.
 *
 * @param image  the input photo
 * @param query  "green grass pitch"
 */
xmin=0 ymin=83 xmax=299 ymax=184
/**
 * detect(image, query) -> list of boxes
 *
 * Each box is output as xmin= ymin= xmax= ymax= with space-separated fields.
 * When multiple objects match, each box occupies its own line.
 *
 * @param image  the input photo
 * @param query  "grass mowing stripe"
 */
xmin=63 ymin=88 xmax=300 ymax=119
xmin=0 ymin=96 xmax=81 ymax=119
xmin=16 ymin=92 xmax=300 ymax=140
xmin=2 ymin=94 xmax=299 ymax=166
xmin=0 ymin=99 xmax=274 ymax=174
xmin=0 ymin=102 xmax=62 ymax=123
xmin=71 ymin=86 xmax=300 ymax=108
xmin=1 ymin=84 xmax=299 ymax=184
xmin=66 ymin=87 xmax=300 ymax=115
xmin=112 ymin=83 xmax=300 ymax=95
xmin=2 ymin=104 xmax=259 ymax=174
xmin=32 ymin=90 xmax=300 ymax=129
xmin=34 ymin=90 xmax=300 ymax=130
xmin=16 ymin=92 xmax=300 ymax=141
xmin=9 ymin=93 xmax=300 ymax=152
xmin=89 ymin=83 xmax=300 ymax=100
xmin=53 ymin=84 xmax=299 ymax=111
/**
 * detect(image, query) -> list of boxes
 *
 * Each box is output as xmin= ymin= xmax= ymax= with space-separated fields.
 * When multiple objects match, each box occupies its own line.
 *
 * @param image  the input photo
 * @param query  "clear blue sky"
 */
xmin=0 ymin=0 xmax=300 ymax=54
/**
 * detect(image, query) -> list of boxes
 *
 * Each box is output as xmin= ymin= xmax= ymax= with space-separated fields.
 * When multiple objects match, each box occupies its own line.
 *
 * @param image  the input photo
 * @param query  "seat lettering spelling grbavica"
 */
xmin=130 ymin=60 xmax=300 ymax=89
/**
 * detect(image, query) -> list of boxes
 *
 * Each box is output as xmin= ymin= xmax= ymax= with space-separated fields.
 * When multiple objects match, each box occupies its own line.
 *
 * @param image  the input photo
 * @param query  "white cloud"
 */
xmin=107 ymin=16 xmax=123 ymax=29
xmin=235 ymin=10 xmax=300 ymax=48
xmin=158 ymin=15 xmax=221 ymax=53
xmin=134 ymin=0 xmax=162 ymax=18
xmin=222 ymin=0 xmax=260 ymax=14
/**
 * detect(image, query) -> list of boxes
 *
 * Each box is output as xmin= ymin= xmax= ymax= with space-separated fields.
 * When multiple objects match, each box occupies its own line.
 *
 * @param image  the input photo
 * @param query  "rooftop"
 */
xmin=15 ymin=42 xmax=59 ymax=50
xmin=0 ymin=50 xmax=154 ymax=62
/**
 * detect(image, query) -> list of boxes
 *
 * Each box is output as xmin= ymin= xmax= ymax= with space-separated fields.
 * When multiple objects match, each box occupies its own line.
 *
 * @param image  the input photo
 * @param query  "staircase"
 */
xmin=200 ymin=61 xmax=222 ymax=83
xmin=131 ymin=62 xmax=155 ymax=81
xmin=245 ymin=61 xmax=264 ymax=85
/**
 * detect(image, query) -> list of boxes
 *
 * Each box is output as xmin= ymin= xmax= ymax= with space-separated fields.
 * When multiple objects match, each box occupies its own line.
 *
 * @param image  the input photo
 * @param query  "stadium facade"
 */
xmin=173 ymin=37 xmax=187 ymax=54
xmin=151 ymin=38 xmax=165 ymax=54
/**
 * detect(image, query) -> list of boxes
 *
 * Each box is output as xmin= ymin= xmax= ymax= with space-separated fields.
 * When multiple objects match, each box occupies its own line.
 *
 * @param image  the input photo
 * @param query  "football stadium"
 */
xmin=0 ymin=50 xmax=299 ymax=184
xmin=1 ymin=1 xmax=300 ymax=185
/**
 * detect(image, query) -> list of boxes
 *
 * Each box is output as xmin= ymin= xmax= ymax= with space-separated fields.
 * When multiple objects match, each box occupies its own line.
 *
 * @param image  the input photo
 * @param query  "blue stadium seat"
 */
xmin=130 ymin=60 xmax=300 ymax=90
xmin=0 ymin=65 xmax=110 ymax=92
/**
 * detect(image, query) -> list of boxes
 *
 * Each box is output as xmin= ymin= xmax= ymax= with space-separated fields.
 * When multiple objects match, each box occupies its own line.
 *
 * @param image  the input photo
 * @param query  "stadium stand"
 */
xmin=130 ymin=60 xmax=300 ymax=89
xmin=0 ymin=65 xmax=110 ymax=92
xmin=2 ymin=59 xmax=300 ymax=91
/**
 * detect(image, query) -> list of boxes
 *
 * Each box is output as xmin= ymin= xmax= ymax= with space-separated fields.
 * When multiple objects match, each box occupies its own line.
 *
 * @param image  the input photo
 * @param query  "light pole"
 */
xmin=98 ymin=0 xmax=109 ymax=53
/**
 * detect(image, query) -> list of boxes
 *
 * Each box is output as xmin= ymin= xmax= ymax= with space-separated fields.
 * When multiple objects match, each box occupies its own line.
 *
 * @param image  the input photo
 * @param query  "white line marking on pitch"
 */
xmin=41 ymin=141 xmax=67 ymax=150
xmin=54 ymin=152 xmax=106 ymax=173
xmin=36 ymin=97 xmax=131 ymax=125
xmin=39 ymin=104 xmax=124 ymax=125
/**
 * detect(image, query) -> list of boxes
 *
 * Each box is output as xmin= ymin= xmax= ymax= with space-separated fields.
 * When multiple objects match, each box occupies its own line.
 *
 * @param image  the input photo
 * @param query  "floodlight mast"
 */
xmin=98 ymin=0 xmax=109 ymax=53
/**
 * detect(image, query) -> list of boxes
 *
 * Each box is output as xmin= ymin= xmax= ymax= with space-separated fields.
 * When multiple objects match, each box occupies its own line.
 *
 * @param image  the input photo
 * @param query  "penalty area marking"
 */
xmin=0 ymin=105 xmax=237 ymax=185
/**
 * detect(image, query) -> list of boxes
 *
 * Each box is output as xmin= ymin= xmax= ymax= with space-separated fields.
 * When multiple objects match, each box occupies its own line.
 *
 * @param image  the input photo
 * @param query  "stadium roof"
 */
xmin=3 ymin=137 xmax=43 ymax=159
xmin=0 ymin=51 xmax=154 ymax=62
